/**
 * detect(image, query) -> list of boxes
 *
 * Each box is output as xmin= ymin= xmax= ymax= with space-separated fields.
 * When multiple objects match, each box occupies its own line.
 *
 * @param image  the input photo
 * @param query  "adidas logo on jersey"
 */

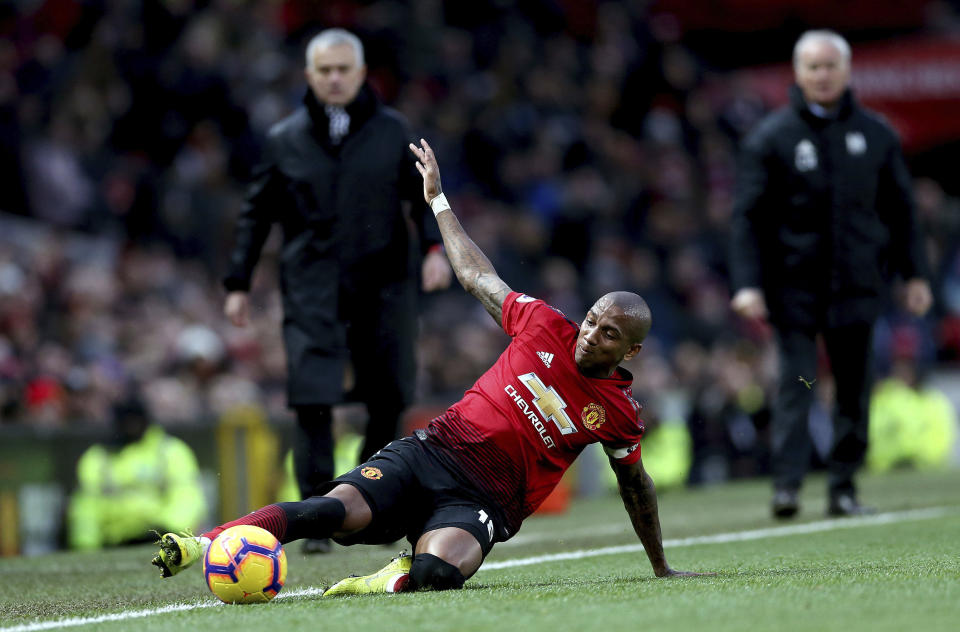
xmin=537 ymin=351 xmax=554 ymax=368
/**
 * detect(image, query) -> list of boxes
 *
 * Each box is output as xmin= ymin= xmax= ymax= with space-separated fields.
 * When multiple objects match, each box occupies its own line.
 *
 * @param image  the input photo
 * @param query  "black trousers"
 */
xmin=293 ymin=279 xmax=416 ymax=498
xmin=293 ymin=404 xmax=334 ymax=499
xmin=293 ymin=396 xmax=409 ymax=499
xmin=341 ymin=278 xmax=415 ymax=464
xmin=771 ymin=321 xmax=875 ymax=497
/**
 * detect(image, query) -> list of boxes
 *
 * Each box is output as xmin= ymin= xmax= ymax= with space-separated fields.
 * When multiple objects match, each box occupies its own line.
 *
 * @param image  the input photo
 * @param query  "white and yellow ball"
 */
xmin=203 ymin=525 xmax=287 ymax=604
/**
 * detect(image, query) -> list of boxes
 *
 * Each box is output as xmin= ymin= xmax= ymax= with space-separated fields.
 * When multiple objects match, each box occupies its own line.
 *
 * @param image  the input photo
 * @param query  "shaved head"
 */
xmin=597 ymin=291 xmax=652 ymax=343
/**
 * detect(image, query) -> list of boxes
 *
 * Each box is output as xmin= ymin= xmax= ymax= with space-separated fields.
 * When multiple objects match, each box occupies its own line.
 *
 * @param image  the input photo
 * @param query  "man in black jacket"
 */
xmin=729 ymin=30 xmax=931 ymax=518
xmin=223 ymin=29 xmax=451 ymax=549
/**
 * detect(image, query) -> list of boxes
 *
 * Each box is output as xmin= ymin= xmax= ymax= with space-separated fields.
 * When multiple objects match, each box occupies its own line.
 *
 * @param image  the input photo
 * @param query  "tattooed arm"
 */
xmin=611 ymin=457 xmax=713 ymax=577
xmin=409 ymin=139 xmax=511 ymax=327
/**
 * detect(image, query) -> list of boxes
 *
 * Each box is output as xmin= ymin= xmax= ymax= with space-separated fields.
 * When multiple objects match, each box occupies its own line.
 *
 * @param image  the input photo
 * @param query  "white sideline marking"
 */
xmin=0 ymin=588 xmax=326 ymax=632
xmin=1 ymin=507 xmax=952 ymax=632
xmin=498 ymin=523 xmax=626 ymax=546
xmin=480 ymin=507 xmax=952 ymax=571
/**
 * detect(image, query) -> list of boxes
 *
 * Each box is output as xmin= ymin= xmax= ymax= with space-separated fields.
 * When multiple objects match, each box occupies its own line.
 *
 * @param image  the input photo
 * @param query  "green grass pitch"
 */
xmin=1 ymin=468 xmax=957 ymax=632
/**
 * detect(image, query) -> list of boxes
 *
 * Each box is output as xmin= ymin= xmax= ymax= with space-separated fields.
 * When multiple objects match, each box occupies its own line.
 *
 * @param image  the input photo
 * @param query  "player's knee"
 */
xmin=409 ymin=553 xmax=466 ymax=591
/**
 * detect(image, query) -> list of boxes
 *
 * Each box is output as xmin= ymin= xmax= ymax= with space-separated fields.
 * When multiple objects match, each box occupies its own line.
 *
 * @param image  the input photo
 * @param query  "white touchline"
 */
xmin=478 ymin=506 xmax=952 ymax=571
xmin=0 ymin=588 xmax=326 ymax=632
xmin=1 ymin=507 xmax=952 ymax=632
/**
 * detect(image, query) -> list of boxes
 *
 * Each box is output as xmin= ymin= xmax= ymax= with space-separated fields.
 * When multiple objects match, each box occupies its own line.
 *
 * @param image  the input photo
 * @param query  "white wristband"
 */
xmin=429 ymin=193 xmax=451 ymax=217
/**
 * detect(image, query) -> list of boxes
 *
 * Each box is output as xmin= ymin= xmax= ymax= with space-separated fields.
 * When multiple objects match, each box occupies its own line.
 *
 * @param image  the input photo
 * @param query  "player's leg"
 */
xmin=409 ymin=527 xmax=483 ymax=590
xmin=151 ymin=485 xmax=371 ymax=578
xmin=323 ymin=522 xmax=487 ymax=596
xmin=323 ymin=440 xmax=494 ymax=596
xmin=770 ymin=325 xmax=818 ymax=517
xmin=822 ymin=321 xmax=875 ymax=515
xmin=204 ymin=484 xmax=370 ymax=543
xmin=205 ymin=433 xmax=426 ymax=549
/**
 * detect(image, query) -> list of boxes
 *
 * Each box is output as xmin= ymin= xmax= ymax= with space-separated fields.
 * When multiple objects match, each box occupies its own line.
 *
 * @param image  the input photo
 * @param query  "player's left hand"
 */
xmin=422 ymin=248 xmax=452 ymax=292
xmin=409 ymin=139 xmax=442 ymax=204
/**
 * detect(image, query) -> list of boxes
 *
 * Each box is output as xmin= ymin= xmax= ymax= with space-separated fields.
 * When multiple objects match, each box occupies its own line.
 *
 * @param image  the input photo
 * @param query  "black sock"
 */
xmin=276 ymin=496 xmax=346 ymax=543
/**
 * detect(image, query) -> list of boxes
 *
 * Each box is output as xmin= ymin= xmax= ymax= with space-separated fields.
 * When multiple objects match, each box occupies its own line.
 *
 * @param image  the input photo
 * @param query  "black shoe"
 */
xmin=302 ymin=538 xmax=333 ymax=554
xmin=771 ymin=489 xmax=799 ymax=519
xmin=827 ymin=494 xmax=875 ymax=517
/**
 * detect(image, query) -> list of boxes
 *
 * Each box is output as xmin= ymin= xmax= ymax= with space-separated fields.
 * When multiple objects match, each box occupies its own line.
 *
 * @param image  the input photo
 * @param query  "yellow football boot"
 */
xmin=151 ymin=532 xmax=204 ymax=578
xmin=323 ymin=552 xmax=413 ymax=596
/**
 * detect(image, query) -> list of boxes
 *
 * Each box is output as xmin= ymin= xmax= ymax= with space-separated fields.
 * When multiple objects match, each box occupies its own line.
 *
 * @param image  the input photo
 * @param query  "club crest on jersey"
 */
xmin=360 ymin=467 xmax=383 ymax=480
xmin=581 ymin=402 xmax=607 ymax=430
xmin=537 ymin=351 xmax=554 ymax=368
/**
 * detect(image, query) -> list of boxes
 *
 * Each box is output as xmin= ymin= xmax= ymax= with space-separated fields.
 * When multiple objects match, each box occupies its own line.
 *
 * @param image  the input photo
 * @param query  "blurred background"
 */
xmin=2 ymin=0 xmax=960 ymax=555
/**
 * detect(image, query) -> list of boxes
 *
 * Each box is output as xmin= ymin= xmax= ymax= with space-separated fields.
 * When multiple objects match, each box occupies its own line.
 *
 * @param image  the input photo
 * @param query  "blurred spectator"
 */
xmin=868 ymin=355 xmax=958 ymax=472
xmin=67 ymin=397 xmax=206 ymax=550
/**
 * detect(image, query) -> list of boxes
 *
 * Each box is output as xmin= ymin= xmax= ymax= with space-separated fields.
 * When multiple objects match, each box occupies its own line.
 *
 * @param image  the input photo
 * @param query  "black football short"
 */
xmin=318 ymin=436 xmax=499 ymax=556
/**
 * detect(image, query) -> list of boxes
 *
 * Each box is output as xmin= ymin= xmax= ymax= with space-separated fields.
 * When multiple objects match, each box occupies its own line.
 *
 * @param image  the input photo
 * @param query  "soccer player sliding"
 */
xmin=152 ymin=139 xmax=713 ymax=594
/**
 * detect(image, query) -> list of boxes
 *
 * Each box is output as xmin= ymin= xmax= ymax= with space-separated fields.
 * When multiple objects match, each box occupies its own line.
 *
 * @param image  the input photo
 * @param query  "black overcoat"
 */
xmin=729 ymin=86 xmax=927 ymax=329
xmin=224 ymin=86 xmax=438 ymax=404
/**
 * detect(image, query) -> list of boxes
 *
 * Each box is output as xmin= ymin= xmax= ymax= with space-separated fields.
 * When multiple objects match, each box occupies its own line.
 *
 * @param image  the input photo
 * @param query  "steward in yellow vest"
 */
xmin=68 ymin=399 xmax=206 ymax=550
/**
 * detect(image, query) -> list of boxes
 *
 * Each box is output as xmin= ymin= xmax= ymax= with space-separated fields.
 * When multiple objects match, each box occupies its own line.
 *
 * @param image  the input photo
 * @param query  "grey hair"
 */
xmin=793 ymin=30 xmax=851 ymax=68
xmin=305 ymin=28 xmax=365 ymax=68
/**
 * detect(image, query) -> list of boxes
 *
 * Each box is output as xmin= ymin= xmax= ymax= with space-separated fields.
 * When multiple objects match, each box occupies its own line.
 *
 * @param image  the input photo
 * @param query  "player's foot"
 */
xmin=151 ymin=532 xmax=204 ymax=578
xmin=323 ymin=551 xmax=413 ymax=596
xmin=827 ymin=494 xmax=875 ymax=517
xmin=771 ymin=489 xmax=799 ymax=519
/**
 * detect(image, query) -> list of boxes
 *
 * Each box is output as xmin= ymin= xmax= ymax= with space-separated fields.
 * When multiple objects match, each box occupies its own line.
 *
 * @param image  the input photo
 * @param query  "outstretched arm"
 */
xmin=409 ymin=139 xmax=511 ymax=327
xmin=610 ymin=457 xmax=713 ymax=578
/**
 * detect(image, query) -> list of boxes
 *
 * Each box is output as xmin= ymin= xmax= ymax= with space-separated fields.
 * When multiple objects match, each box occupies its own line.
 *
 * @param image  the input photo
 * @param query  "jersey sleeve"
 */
xmin=501 ymin=291 xmax=563 ymax=337
xmin=601 ymin=389 xmax=645 ymax=465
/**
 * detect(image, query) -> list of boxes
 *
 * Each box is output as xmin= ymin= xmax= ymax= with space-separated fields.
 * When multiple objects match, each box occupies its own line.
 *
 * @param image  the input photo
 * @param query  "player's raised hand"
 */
xmin=409 ymin=138 xmax=442 ymax=204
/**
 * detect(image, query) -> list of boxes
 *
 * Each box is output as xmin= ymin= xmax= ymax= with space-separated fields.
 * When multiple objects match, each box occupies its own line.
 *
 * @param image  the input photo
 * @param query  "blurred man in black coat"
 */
xmin=223 ymin=29 xmax=451 ymax=549
xmin=729 ymin=30 xmax=931 ymax=518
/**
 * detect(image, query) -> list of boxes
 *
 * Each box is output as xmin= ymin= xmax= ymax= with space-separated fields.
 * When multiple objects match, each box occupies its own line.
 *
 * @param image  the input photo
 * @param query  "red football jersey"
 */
xmin=424 ymin=292 xmax=644 ymax=538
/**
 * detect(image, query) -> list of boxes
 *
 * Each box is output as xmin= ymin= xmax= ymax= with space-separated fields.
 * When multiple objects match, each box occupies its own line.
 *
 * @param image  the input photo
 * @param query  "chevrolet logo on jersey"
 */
xmin=502 ymin=372 xmax=579 ymax=449
xmin=504 ymin=372 xmax=578 ymax=447
xmin=504 ymin=383 xmax=555 ymax=448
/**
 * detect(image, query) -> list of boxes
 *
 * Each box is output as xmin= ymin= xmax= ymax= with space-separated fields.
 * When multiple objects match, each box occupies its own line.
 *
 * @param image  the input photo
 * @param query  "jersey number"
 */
xmin=518 ymin=372 xmax=577 ymax=435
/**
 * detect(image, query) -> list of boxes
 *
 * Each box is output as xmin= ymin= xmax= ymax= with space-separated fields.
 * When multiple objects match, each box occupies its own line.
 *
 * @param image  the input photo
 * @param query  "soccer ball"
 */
xmin=203 ymin=525 xmax=287 ymax=604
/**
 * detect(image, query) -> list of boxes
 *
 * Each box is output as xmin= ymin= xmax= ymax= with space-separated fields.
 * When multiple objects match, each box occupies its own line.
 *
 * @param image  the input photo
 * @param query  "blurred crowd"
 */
xmin=3 ymin=0 xmax=960 ymax=482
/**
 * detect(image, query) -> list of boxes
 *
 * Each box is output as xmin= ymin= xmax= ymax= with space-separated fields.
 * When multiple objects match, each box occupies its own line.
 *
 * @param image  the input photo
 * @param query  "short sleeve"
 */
xmin=602 ymin=389 xmax=645 ymax=465
xmin=501 ymin=291 xmax=560 ymax=337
